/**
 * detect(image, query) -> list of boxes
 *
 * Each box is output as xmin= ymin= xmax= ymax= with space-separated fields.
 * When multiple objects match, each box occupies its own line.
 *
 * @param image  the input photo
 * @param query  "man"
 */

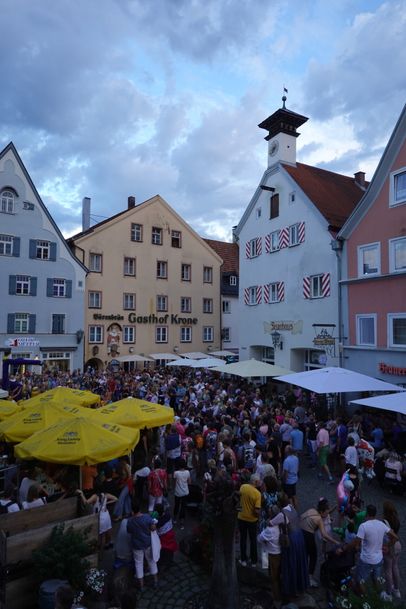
xmin=238 ymin=473 xmax=262 ymax=568
xmin=344 ymin=436 xmax=359 ymax=468
xmin=282 ymin=446 xmax=299 ymax=509
xmin=290 ymin=422 xmax=304 ymax=453
xmin=354 ymin=504 xmax=398 ymax=597
xmin=316 ymin=422 xmax=333 ymax=482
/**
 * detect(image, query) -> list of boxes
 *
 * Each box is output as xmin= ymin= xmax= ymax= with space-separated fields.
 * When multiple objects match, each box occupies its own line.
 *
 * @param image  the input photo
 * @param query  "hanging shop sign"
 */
xmin=379 ymin=362 xmax=406 ymax=376
xmin=263 ymin=320 xmax=303 ymax=335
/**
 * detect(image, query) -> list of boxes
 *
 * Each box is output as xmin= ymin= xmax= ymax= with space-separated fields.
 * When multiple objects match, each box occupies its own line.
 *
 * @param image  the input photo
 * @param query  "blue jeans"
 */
xmin=356 ymin=558 xmax=383 ymax=583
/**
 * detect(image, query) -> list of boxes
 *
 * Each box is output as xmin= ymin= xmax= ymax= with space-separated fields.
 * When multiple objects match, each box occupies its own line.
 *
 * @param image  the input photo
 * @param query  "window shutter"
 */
xmin=28 ymin=314 xmax=36 ymax=334
xmin=263 ymin=284 xmax=270 ymax=303
xmin=30 ymin=277 xmax=37 ymax=296
xmin=244 ymin=287 xmax=250 ymax=305
xmin=303 ymin=276 xmax=310 ymax=299
xmin=47 ymin=278 xmax=54 ymax=297
xmin=65 ymin=280 xmax=72 ymax=298
xmin=256 ymin=237 xmax=262 ymax=255
xmin=12 ymin=237 xmax=20 ymax=257
xmin=245 ymin=241 xmax=251 ymax=259
xmin=9 ymin=275 xmax=16 ymax=295
xmin=256 ymin=285 xmax=262 ymax=304
xmin=29 ymin=239 xmax=37 ymax=258
xmin=277 ymin=282 xmax=285 ymax=302
xmin=7 ymin=314 xmax=15 ymax=333
xmin=299 ymin=222 xmax=305 ymax=243
xmin=279 ymin=227 xmax=289 ymax=248
xmin=50 ymin=242 xmax=57 ymax=261
xmin=322 ymin=273 xmax=331 ymax=297
xmin=265 ymin=234 xmax=270 ymax=254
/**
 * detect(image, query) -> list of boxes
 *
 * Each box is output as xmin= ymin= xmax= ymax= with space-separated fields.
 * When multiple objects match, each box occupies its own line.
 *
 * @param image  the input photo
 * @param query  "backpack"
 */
xmin=205 ymin=430 xmax=218 ymax=457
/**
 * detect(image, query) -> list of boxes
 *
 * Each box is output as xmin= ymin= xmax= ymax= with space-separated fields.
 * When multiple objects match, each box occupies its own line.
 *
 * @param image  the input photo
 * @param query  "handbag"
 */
xmin=151 ymin=530 xmax=161 ymax=562
xmin=279 ymin=512 xmax=290 ymax=548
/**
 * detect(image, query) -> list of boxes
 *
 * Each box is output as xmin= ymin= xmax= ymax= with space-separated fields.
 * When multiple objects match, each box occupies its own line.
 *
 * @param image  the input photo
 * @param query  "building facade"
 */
xmin=235 ymin=102 xmax=366 ymax=371
xmin=0 ymin=143 xmax=87 ymax=373
xmin=339 ymin=104 xmax=406 ymax=386
xmin=68 ymin=195 xmax=222 ymax=369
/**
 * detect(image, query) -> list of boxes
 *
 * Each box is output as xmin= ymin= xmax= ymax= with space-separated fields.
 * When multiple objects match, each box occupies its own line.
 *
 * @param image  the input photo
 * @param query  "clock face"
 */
xmin=269 ymin=140 xmax=279 ymax=157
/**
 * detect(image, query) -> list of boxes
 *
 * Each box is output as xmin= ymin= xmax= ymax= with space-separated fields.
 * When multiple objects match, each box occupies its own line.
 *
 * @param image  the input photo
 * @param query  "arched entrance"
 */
xmin=85 ymin=357 xmax=103 ymax=372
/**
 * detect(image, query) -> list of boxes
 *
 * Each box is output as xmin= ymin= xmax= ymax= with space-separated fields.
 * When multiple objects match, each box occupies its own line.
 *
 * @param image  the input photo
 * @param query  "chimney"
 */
xmin=82 ymin=197 xmax=91 ymax=231
xmin=354 ymin=171 xmax=366 ymax=189
xmin=128 ymin=195 xmax=136 ymax=209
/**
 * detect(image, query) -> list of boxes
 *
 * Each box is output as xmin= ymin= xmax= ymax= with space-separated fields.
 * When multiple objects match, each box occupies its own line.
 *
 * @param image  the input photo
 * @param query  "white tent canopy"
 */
xmin=211 ymin=358 xmax=294 ymax=378
xmin=148 ymin=353 xmax=181 ymax=361
xmin=115 ymin=354 xmax=154 ymax=362
xmin=350 ymin=393 xmax=406 ymax=415
xmin=276 ymin=366 xmax=405 ymax=394
xmin=208 ymin=350 xmax=236 ymax=357
xmin=187 ymin=357 xmax=225 ymax=368
xmin=180 ymin=351 xmax=208 ymax=359
xmin=165 ymin=359 xmax=194 ymax=367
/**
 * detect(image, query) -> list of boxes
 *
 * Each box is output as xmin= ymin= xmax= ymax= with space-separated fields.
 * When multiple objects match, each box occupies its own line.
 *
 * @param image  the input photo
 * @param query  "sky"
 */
xmin=1 ymin=0 xmax=406 ymax=241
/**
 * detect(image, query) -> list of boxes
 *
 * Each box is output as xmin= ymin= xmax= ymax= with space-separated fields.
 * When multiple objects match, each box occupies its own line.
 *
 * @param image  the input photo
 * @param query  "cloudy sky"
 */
xmin=1 ymin=0 xmax=405 ymax=241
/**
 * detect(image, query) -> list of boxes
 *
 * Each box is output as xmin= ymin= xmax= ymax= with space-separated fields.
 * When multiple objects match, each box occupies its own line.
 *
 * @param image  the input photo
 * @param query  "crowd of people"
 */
xmin=1 ymin=364 xmax=405 ymax=608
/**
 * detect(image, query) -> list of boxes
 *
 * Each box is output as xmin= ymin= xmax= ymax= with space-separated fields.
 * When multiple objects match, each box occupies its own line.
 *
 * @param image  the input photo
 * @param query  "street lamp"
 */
xmin=271 ymin=330 xmax=283 ymax=350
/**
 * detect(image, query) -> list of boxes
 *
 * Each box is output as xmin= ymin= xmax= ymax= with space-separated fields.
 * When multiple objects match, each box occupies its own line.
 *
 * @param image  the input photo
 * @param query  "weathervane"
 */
xmin=282 ymin=86 xmax=288 ymax=108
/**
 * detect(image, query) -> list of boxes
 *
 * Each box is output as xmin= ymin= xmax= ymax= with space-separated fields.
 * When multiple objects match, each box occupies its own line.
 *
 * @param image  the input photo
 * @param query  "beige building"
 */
xmin=68 ymin=195 xmax=222 ymax=369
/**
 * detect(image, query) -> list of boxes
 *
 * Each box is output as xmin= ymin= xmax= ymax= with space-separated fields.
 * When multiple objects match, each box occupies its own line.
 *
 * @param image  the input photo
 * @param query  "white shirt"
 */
xmin=174 ymin=469 xmax=191 ymax=497
xmin=344 ymin=446 xmax=359 ymax=467
xmin=0 ymin=499 xmax=20 ymax=513
xmin=22 ymin=498 xmax=46 ymax=510
xmin=258 ymin=525 xmax=281 ymax=555
xmin=357 ymin=519 xmax=390 ymax=564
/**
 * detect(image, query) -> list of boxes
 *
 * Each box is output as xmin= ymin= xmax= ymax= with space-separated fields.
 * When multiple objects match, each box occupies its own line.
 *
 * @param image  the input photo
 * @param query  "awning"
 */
xmin=208 ymin=350 xmax=236 ymax=357
xmin=350 ymin=392 xmax=406 ymax=415
xmin=148 ymin=353 xmax=181 ymax=361
xmin=115 ymin=354 xmax=154 ymax=362
xmin=179 ymin=351 xmax=208 ymax=359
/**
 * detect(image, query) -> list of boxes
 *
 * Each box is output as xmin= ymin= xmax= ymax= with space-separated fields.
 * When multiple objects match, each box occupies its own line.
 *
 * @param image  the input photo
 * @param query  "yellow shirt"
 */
xmin=238 ymin=483 xmax=261 ymax=523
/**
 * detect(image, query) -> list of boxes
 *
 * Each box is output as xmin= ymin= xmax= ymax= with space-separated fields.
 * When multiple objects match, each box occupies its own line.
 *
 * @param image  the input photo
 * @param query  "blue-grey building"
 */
xmin=0 ymin=142 xmax=87 ymax=373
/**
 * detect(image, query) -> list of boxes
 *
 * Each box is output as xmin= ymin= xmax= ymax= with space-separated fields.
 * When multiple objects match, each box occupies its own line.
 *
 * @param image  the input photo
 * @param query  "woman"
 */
xmin=147 ymin=458 xmax=167 ymax=513
xmin=79 ymin=486 xmax=117 ymax=549
xmin=300 ymin=498 xmax=339 ymax=587
xmin=113 ymin=457 xmax=133 ymax=521
xmin=155 ymin=501 xmax=178 ymax=563
xmin=258 ymin=505 xmax=281 ymax=602
xmin=127 ymin=501 xmax=159 ymax=589
xmin=173 ymin=459 xmax=191 ymax=530
xmin=382 ymin=501 xmax=401 ymax=600
xmin=22 ymin=484 xmax=47 ymax=509
xmin=260 ymin=475 xmax=279 ymax=531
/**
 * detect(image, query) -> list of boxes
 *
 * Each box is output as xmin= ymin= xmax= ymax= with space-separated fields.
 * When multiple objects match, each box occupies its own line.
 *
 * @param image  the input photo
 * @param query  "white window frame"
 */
xmin=389 ymin=167 xmax=406 ymax=207
xmin=269 ymin=230 xmax=280 ymax=252
xmin=389 ymin=237 xmax=406 ymax=273
xmin=222 ymin=327 xmax=230 ymax=342
xmin=203 ymin=326 xmax=214 ymax=342
xmin=229 ymin=275 xmax=237 ymax=286
xmin=89 ymin=325 xmax=103 ymax=343
xmin=249 ymin=238 xmax=258 ymax=258
xmin=248 ymin=286 xmax=257 ymax=305
xmin=155 ymin=326 xmax=168 ymax=343
xmin=16 ymin=275 xmax=30 ymax=295
xmin=180 ymin=327 xmax=192 ymax=343
xmin=181 ymin=263 xmax=191 ymax=281
xmin=156 ymin=295 xmax=168 ymax=312
xmin=36 ymin=240 xmax=50 ymax=260
xmin=222 ymin=300 xmax=231 ymax=314
xmin=123 ymin=326 xmax=135 ymax=343
xmin=388 ymin=313 xmax=406 ymax=348
xmin=203 ymin=266 xmax=213 ymax=283
xmin=268 ymin=282 xmax=279 ymax=303
xmin=52 ymin=278 xmax=66 ymax=297
xmin=357 ymin=242 xmax=381 ymax=277
xmin=1 ymin=190 xmax=14 ymax=214
xmin=123 ymin=257 xmax=136 ymax=276
xmin=310 ymin=275 xmax=323 ymax=299
xmin=180 ymin=297 xmax=191 ymax=313
xmin=203 ymin=298 xmax=213 ymax=313
xmin=0 ymin=234 xmax=13 ymax=255
xmin=88 ymin=291 xmax=102 ymax=308
xmin=131 ymin=223 xmax=143 ymax=242
xmin=89 ymin=253 xmax=102 ymax=272
xmin=356 ymin=314 xmax=377 ymax=347
xmin=152 ymin=226 xmax=163 ymax=245
xmin=123 ymin=293 xmax=136 ymax=310
xmin=157 ymin=260 xmax=168 ymax=279
xmin=289 ymin=223 xmax=300 ymax=247
xmin=14 ymin=313 xmax=29 ymax=333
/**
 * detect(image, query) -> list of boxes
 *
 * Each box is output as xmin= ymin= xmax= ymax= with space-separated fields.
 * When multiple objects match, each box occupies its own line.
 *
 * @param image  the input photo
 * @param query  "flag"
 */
xmin=283 ymin=87 xmax=288 ymax=93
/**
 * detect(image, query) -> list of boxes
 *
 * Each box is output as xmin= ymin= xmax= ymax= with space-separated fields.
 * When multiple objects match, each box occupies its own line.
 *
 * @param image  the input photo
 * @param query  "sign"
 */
xmin=263 ymin=320 xmax=303 ymax=335
xmin=5 ymin=337 xmax=40 ymax=347
xmin=93 ymin=314 xmax=124 ymax=321
xmin=313 ymin=329 xmax=335 ymax=346
xmin=128 ymin=313 xmax=198 ymax=325
xmin=379 ymin=362 xmax=406 ymax=376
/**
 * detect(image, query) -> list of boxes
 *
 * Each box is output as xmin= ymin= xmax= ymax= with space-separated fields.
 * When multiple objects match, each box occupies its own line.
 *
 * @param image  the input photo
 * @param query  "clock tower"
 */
xmin=258 ymin=96 xmax=308 ymax=168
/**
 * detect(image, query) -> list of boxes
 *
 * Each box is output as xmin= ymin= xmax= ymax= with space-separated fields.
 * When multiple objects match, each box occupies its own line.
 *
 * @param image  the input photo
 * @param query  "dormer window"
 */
xmin=270 ymin=194 xmax=279 ymax=219
xmin=1 ymin=190 xmax=14 ymax=214
xmin=230 ymin=275 xmax=237 ymax=286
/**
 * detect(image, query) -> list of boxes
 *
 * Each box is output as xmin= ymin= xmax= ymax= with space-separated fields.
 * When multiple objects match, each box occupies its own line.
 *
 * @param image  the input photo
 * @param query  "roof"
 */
xmin=258 ymin=107 xmax=308 ymax=140
xmin=282 ymin=162 xmax=367 ymax=230
xmin=204 ymin=239 xmax=239 ymax=273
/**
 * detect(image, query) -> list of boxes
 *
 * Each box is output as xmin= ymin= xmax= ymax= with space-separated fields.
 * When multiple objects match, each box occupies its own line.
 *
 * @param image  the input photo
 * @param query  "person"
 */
xmin=344 ymin=436 xmax=358 ymax=468
xmin=282 ymin=446 xmax=299 ymax=509
xmin=257 ymin=505 xmax=281 ymax=602
xmin=164 ymin=425 xmax=182 ymax=490
xmin=290 ymin=422 xmax=304 ymax=453
xmin=260 ymin=475 xmax=279 ymax=532
xmin=316 ymin=422 xmax=333 ymax=482
xmin=22 ymin=484 xmax=47 ymax=509
xmin=173 ymin=459 xmax=191 ymax=529
xmin=19 ymin=465 xmax=47 ymax=503
xmin=0 ymin=484 xmax=20 ymax=513
xmin=237 ymin=473 xmax=262 ymax=568
xmin=300 ymin=498 xmax=340 ymax=587
xmin=354 ymin=504 xmax=398 ymax=596
xmin=382 ymin=501 xmax=401 ymax=601
xmin=370 ymin=422 xmax=384 ymax=452
xmin=155 ymin=501 xmax=178 ymax=562
xmin=127 ymin=501 xmax=158 ymax=590
xmin=147 ymin=458 xmax=168 ymax=513
xmin=79 ymin=487 xmax=117 ymax=549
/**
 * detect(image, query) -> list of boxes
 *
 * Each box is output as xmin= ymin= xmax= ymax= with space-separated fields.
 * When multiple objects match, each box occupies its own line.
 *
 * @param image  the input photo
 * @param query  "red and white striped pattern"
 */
xmin=303 ymin=276 xmax=311 ymax=299
xmin=263 ymin=282 xmax=284 ymax=303
xmin=244 ymin=287 xmax=250 ymax=304
xmin=263 ymin=283 xmax=270 ymax=303
xmin=279 ymin=227 xmax=289 ymax=248
xmin=245 ymin=237 xmax=262 ymax=258
xmin=255 ymin=285 xmax=262 ymax=304
xmin=264 ymin=234 xmax=271 ymax=254
xmin=245 ymin=241 xmax=251 ymax=259
xmin=244 ymin=286 xmax=262 ymax=305
xmin=298 ymin=221 xmax=305 ymax=243
xmin=277 ymin=281 xmax=285 ymax=301
xmin=321 ymin=273 xmax=330 ymax=297
xmin=256 ymin=237 xmax=262 ymax=255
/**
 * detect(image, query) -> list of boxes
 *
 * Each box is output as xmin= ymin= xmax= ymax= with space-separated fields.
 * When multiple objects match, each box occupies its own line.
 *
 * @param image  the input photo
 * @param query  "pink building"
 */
xmin=339 ymin=104 xmax=406 ymax=386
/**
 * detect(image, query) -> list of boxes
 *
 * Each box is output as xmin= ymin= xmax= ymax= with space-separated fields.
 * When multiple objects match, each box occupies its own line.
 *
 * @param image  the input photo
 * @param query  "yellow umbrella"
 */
xmin=14 ymin=417 xmax=140 ymax=465
xmin=0 ymin=400 xmax=23 ymax=421
xmin=20 ymin=386 xmax=100 ymax=409
xmin=0 ymin=403 xmax=78 ymax=443
xmin=95 ymin=398 xmax=174 ymax=429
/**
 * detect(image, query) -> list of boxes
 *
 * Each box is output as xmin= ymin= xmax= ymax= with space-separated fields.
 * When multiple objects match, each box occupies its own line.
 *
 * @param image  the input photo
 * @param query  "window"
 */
xmin=230 ymin=275 xmax=237 ymax=286
xmin=358 ymin=243 xmax=380 ymax=276
xmin=388 ymin=314 xmax=406 ymax=347
xmin=52 ymin=314 xmax=65 ymax=334
xmin=203 ymin=266 xmax=213 ymax=283
xmin=1 ymin=190 xmax=14 ymax=213
xmin=181 ymin=263 xmax=191 ymax=281
xmin=89 ymin=253 xmax=102 ymax=272
xmin=16 ymin=275 xmax=30 ymax=295
xmin=89 ymin=291 xmax=102 ymax=308
xmin=248 ymin=286 xmax=257 ymax=305
xmin=124 ymin=257 xmax=136 ymax=276
xmin=152 ymin=227 xmax=163 ymax=245
xmin=256 ymin=207 xmax=262 ymax=218
xmin=268 ymin=283 xmax=279 ymax=303
xmin=0 ymin=234 xmax=13 ymax=255
xmin=180 ymin=297 xmax=191 ymax=313
xmin=180 ymin=327 xmax=192 ymax=342
xmin=270 ymin=193 xmax=279 ymax=219
xmin=36 ymin=240 xmax=50 ymax=260
xmin=289 ymin=192 xmax=296 ymax=204
xmin=155 ymin=326 xmax=168 ymax=343
xmin=156 ymin=295 xmax=168 ymax=312
xmin=123 ymin=326 xmax=135 ymax=343
xmin=310 ymin=275 xmax=323 ymax=299
xmin=52 ymin=278 xmax=66 ymax=297
xmin=157 ymin=260 xmax=168 ymax=278
xmin=289 ymin=223 xmax=300 ymax=247
xmin=390 ymin=168 xmax=406 ymax=206
xmin=356 ymin=314 xmax=376 ymax=346
xmin=222 ymin=300 xmax=231 ymax=314
xmin=14 ymin=313 xmax=29 ymax=333
xmin=269 ymin=230 xmax=280 ymax=252
xmin=203 ymin=298 xmax=213 ymax=313
xmin=123 ymin=293 xmax=136 ymax=310
xmin=263 ymin=346 xmax=275 ymax=364
xmin=389 ymin=237 xmax=406 ymax=273
xmin=131 ymin=223 xmax=143 ymax=242
xmin=89 ymin=326 xmax=103 ymax=343
xmin=222 ymin=327 xmax=230 ymax=342
xmin=203 ymin=326 xmax=214 ymax=342
xmin=248 ymin=238 xmax=259 ymax=258
xmin=171 ymin=230 xmax=182 ymax=248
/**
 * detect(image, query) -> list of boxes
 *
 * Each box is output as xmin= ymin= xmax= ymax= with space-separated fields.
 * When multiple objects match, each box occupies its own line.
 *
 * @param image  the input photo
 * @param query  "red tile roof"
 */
xmin=204 ymin=239 xmax=239 ymax=273
xmin=282 ymin=162 xmax=367 ymax=229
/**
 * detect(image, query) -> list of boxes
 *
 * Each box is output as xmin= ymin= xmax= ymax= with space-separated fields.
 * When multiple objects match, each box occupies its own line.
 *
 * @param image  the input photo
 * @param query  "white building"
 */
xmin=234 ymin=100 xmax=366 ymax=371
